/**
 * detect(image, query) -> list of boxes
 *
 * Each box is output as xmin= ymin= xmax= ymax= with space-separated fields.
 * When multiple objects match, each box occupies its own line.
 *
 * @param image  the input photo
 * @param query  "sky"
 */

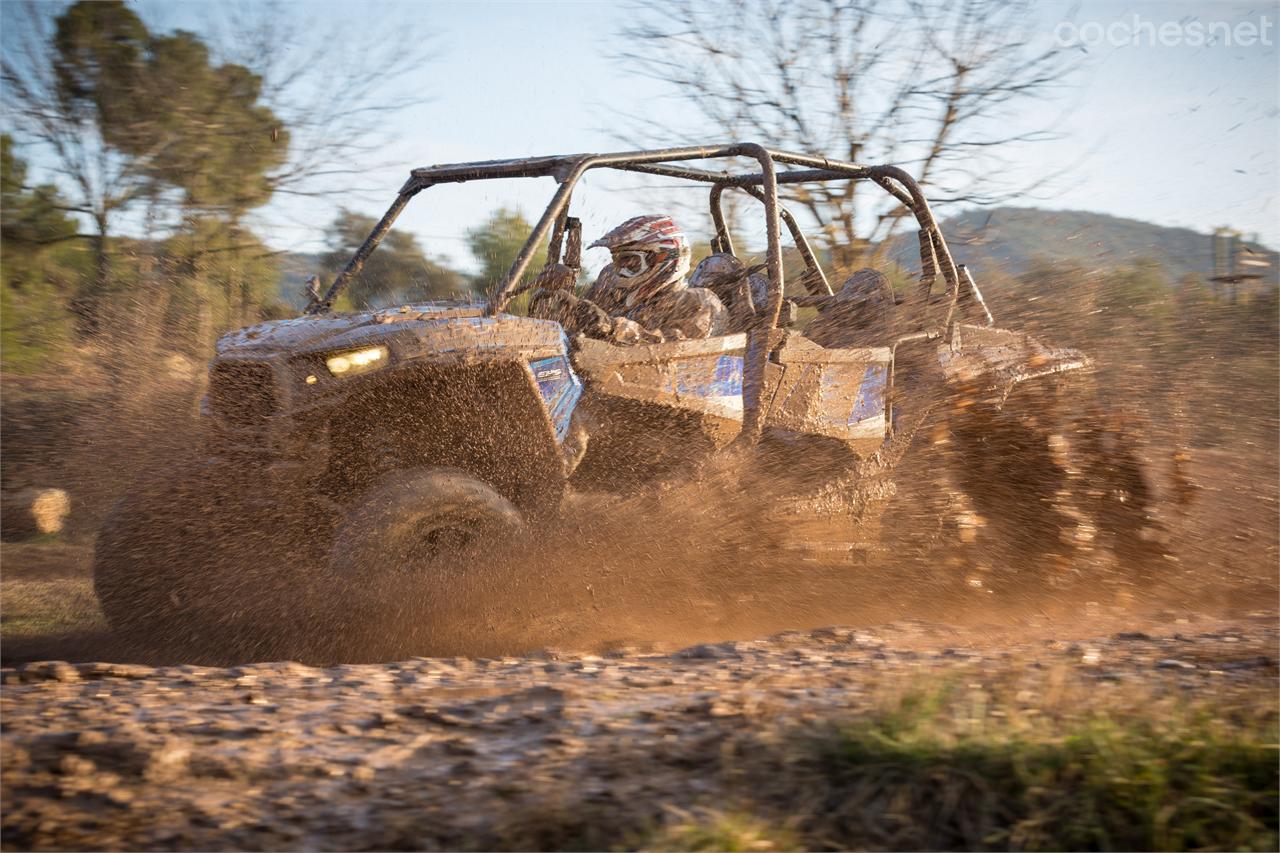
xmin=3 ymin=0 xmax=1277 ymax=273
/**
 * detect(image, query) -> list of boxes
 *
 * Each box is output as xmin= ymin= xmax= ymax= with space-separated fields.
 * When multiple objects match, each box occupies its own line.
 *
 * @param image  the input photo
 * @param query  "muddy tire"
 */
xmin=326 ymin=469 xmax=525 ymax=657
xmin=1084 ymin=421 xmax=1170 ymax=579
xmin=330 ymin=468 xmax=523 ymax=576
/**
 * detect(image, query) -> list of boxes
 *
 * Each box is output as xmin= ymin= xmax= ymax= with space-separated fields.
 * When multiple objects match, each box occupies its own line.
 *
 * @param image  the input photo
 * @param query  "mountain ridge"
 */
xmin=887 ymin=206 xmax=1278 ymax=288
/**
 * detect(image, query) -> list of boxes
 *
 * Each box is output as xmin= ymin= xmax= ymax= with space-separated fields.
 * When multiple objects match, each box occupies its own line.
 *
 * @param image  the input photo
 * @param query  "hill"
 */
xmin=887 ymin=207 xmax=1278 ymax=289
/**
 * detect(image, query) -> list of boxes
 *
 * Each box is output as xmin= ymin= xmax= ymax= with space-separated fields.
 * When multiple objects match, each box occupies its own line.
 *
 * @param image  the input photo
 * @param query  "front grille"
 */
xmin=209 ymin=362 xmax=277 ymax=428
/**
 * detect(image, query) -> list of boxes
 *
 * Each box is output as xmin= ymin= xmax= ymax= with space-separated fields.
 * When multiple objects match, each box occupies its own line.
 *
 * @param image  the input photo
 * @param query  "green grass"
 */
xmin=800 ymin=687 xmax=1279 ymax=852
xmin=639 ymin=810 xmax=800 ymax=851
xmin=611 ymin=679 xmax=1279 ymax=853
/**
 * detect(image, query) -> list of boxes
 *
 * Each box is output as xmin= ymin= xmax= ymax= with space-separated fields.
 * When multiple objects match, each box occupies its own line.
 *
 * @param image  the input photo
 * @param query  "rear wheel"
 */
xmin=950 ymin=404 xmax=1168 ymax=596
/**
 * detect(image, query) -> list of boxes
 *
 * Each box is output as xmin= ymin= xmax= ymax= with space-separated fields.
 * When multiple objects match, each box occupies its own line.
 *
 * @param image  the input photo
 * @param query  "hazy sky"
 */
xmin=5 ymin=0 xmax=1277 ymax=271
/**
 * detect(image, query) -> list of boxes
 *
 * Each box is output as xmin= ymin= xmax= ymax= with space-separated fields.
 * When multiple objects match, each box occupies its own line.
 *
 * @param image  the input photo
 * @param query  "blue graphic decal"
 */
xmin=530 ymin=355 xmax=582 ymax=443
xmin=672 ymin=354 xmax=743 ymax=397
xmin=849 ymin=363 xmax=888 ymax=424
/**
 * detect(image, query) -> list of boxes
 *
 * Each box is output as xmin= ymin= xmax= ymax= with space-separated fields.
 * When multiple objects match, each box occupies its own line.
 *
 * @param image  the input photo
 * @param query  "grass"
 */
xmin=615 ymin=675 xmax=1278 ymax=853
xmin=796 ymin=686 xmax=1278 ymax=852
xmin=1 ymin=539 xmax=107 ymax=660
xmin=639 ymin=810 xmax=800 ymax=851
xmin=0 ymin=578 xmax=105 ymax=642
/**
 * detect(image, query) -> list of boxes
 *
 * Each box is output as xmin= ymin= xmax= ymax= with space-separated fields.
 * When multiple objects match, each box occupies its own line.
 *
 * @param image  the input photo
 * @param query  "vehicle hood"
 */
xmin=214 ymin=303 xmax=565 ymax=361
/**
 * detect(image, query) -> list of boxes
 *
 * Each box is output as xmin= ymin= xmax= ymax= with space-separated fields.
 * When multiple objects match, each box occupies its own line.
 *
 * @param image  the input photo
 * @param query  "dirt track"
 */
xmin=2 ymin=441 xmax=1277 ymax=850
xmin=3 ymin=611 xmax=1276 ymax=851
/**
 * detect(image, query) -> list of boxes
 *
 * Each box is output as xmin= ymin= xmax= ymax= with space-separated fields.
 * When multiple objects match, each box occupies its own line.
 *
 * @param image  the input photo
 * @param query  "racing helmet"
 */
xmin=589 ymin=215 xmax=691 ymax=299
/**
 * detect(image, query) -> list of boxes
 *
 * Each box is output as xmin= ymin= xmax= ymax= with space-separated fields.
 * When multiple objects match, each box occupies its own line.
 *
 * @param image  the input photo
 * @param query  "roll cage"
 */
xmin=305 ymin=143 xmax=989 ymax=441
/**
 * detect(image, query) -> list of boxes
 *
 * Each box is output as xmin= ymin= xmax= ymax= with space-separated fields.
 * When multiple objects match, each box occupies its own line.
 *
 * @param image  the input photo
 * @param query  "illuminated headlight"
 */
xmin=325 ymin=345 xmax=388 ymax=377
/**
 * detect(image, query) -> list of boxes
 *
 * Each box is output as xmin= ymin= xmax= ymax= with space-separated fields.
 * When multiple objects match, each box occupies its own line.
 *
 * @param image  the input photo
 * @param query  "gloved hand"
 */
xmin=609 ymin=316 xmax=665 ymax=345
xmin=530 ymin=289 xmax=615 ymax=339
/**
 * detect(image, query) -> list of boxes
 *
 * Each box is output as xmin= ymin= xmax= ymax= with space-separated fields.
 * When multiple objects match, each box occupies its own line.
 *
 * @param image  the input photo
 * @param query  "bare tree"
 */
xmin=618 ymin=0 xmax=1079 ymax=274
xmin=203 ymin=1 xmax=435 ymax=203
xmin=1 ymin=2 xmax=152 ymax=330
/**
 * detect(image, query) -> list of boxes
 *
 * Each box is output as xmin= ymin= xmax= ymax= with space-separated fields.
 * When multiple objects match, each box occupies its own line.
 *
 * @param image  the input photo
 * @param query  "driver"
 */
xmin=535 ymin=215 xmax=726 ymax=344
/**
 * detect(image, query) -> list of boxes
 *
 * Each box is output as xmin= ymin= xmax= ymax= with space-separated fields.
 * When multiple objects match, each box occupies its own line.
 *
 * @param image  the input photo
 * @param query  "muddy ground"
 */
xmin=3 ymin=612 xmax=1277 ymax=851
xmin=1 ymin=445 xmax=1277 ymax=850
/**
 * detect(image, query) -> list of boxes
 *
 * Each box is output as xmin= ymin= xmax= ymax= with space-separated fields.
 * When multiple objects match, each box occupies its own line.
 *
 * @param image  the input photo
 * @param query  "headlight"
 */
xmin=325 ymin=345 xmax=388 ymax=377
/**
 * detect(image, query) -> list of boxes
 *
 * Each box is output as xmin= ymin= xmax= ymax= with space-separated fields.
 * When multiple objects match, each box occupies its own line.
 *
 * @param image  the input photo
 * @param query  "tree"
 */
xmin=3 ymin=2 xmax=152 ymax=332
xmin=321 ymin=209 xmax=466 ymax=309
xmin=618 ymin=0 xmax=1078 ymax=276
xmin=1 ymin=135 xmax=79 ymax=249
xmin=204 ymin=2 xmax=434 ymax=202
xmin=2 ymin=2 xmax=285 ymax=334
xmin=107 ymin=30 xmax=288 ymax=216
xmin=1 ymin=135 xmax=85 ymax=371
xmin=2 ymin=0 xmax=433 ymax=334
xmin=465 ymin=208 xmax=546 ymax=295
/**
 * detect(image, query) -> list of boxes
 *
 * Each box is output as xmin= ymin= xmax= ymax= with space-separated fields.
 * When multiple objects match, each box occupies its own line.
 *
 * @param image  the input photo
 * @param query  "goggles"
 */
xmin=614 ymin=250 xmax=654 ymax=279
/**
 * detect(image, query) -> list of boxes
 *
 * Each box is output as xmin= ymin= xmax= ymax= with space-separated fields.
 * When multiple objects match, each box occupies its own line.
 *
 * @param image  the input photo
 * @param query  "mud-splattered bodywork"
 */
xmin=208 ymin=304 xmax=583 ymax=513
xmin=204 ymin=297 xmax=1095 ymax=559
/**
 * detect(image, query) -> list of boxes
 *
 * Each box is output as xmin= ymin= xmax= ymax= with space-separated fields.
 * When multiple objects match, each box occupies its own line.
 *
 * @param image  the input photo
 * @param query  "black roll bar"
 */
xmin=305 ymin=144 xmax=970 ymax=442
xmin=707 ymin=182 xmax=832 ymax=296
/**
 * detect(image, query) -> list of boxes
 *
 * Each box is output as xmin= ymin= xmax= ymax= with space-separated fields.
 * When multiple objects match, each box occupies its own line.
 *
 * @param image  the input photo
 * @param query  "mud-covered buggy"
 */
xmin=94 ymin=144 xmax=1167 ymax=652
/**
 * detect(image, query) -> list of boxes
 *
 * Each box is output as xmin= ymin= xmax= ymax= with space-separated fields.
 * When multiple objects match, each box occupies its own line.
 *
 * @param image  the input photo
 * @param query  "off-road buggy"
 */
xmin=94 ymin=144 xmax=1166 ymax=651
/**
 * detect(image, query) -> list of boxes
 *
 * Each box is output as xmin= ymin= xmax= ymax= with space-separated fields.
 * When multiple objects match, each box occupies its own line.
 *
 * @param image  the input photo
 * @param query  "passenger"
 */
xmin=804 ymin=268 xmax=896 ymax=348
xmin=688 ymin=253 xmax=768 ymax=334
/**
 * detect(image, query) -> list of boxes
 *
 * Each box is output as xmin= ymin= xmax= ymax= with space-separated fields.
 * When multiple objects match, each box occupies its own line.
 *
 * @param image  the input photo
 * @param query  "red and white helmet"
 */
xmin=590 ymin=215 xmax=691 ymax=299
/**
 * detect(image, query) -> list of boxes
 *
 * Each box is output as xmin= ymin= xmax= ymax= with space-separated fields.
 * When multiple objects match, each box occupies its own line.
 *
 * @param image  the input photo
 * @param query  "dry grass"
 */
xmin=476 ymin=669 xmax=1277 ymax=852
xmin=0 ymin=578 xmax=103 ymax=643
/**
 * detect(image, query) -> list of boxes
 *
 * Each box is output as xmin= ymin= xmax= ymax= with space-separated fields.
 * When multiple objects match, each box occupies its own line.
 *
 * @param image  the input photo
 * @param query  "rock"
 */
xmin=676 ymin=642 xmax=742 ymax=660
xmin=1 ymin=487 xmax=71 ymax=539
xmin=76 ymin=663 xmax=156 ymax=680
xmin=1156 ymin=659 xmax=1196 ymax=670
xmin=21 ymin=661 xmax=80 ymax=683
xmin=1220 ymin=656 xmax=1273 ymax=670
xmin=58 ymin=754 xmax=96 ymax=777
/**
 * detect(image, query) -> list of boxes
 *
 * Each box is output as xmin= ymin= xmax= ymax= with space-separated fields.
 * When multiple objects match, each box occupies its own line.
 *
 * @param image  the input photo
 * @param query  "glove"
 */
xmin=610 ymin=316 xmax=665 ymax=345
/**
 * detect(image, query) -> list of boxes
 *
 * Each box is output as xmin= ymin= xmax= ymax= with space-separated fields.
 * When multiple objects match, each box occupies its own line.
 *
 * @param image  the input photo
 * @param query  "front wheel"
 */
xmin=328 ymin=469 xmax=525 ymax=655
xmin=330 ymin=468 xmax=524 ymax=576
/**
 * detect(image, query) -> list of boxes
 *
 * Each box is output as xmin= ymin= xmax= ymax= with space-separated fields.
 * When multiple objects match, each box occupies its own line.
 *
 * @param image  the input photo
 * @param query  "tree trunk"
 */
xmin=72 ymin=216 xmax=112 ymax=338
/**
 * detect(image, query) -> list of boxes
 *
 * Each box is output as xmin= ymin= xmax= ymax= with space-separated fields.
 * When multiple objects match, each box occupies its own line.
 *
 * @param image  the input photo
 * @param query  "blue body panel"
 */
xmin=848 ymin=364 xmax=888 ymax=425
xmin=530 ymin=350 xmax=583 ymax=443
xmin=672 ymin=354 xmax=744 ymax=397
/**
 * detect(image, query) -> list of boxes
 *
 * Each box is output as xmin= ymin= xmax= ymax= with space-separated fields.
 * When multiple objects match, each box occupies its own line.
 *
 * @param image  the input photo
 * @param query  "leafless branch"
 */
xmin=614 ymin=0 xmax=1082 ymax=274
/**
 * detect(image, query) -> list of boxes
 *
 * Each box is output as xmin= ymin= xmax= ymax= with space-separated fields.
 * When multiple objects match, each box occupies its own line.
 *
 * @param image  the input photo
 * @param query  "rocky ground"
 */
xmin=3 ymin=612 xmax=1276 ymax=851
